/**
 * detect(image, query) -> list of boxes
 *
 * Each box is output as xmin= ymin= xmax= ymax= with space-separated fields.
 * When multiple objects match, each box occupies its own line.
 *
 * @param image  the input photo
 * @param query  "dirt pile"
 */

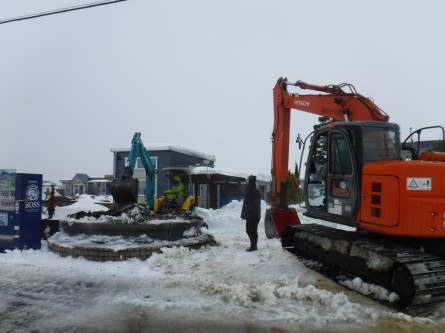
xmin=68 ymin=203 xmax=203 ymax=223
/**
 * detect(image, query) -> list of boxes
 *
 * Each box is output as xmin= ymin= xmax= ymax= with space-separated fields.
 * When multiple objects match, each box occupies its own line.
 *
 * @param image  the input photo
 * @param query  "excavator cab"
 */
xmin=303 ymin=121 xmax=400 ymax=227
xmin=154 ymin=167 xmax=196 ymax=213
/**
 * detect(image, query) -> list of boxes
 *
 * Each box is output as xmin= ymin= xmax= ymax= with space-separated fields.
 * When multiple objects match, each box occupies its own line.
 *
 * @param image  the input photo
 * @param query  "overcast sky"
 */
xmin=1 ymin=0 xmax=444 ymax=182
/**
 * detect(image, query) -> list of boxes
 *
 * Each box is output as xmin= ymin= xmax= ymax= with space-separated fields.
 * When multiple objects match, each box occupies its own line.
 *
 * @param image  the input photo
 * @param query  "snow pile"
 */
xmin=47 ymin=194 xmax=110 ymax=220
xmin=0 ymin=199 xmax=443 ymax=332
xmin=340 ymin=277 xmax=400 ymax=303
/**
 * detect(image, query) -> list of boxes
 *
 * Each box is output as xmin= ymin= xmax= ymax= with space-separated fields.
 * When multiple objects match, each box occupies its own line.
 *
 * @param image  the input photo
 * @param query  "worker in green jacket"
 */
xmin=164 ymin=175 xmax=185 ymax=205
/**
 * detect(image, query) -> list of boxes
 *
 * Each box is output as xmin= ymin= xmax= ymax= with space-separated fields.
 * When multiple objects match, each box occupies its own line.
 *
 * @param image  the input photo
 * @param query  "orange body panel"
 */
xmin=360 ymin=174 xmax=399 ymax=227
xmin=357 ymin=160 xmax=445 ymax=238
xmin=420 ymin=151 xmax=445 ymax=162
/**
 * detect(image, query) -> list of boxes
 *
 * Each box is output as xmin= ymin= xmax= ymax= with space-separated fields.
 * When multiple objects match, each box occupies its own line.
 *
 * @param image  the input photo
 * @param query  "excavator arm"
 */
xmin=127 ymin=132 xmax=156 ymax=209
xmin=266 ymin=77 xmax=389 ymax=238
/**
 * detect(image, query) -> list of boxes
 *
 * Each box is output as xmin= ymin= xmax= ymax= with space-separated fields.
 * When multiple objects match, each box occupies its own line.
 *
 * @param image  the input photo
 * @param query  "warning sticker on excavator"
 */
xmin=407 ymin=178 xmax=432 ymax=191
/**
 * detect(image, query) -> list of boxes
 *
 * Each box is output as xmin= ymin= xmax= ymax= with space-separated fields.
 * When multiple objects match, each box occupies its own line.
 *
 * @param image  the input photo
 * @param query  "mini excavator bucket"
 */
xmin=110 ymin=179 xmax=139 ymax=204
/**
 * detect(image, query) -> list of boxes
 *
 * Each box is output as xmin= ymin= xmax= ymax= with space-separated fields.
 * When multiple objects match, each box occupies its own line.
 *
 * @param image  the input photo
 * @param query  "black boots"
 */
xmin=246 ymin=235 xmax=258 ymax=252
xmin=246 ymin=245 xmax=257 ymax=252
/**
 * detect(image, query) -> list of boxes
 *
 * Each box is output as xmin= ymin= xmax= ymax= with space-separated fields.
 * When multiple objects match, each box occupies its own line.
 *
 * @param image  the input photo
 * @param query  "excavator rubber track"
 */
xmin=282 ymin=223 xmax=445 ymax=306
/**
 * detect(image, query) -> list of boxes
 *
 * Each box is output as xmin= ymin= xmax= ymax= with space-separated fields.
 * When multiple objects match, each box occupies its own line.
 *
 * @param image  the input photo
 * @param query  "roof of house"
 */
xmin=74 ymin=173 xmax=90 ymax=183
xmin=110 ymin=143 xmax=215 ymax=162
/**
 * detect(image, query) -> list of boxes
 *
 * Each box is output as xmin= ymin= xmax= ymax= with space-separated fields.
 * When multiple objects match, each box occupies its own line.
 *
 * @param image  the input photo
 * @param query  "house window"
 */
xmin=124 ymin=156 xmax=158 ymax=170
xmin=98 ymin=182 xmax=108 ymax=196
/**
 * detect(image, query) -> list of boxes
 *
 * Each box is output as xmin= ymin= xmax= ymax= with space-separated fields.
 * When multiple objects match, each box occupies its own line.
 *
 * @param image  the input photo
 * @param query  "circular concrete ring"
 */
xmin=59 ymin=219 xmax=204 ymax=241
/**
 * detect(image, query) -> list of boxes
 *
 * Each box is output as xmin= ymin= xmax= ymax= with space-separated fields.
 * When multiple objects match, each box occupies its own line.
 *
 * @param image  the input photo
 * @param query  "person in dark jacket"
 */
xmin=241 ymin=175 xmax=262 ymax=252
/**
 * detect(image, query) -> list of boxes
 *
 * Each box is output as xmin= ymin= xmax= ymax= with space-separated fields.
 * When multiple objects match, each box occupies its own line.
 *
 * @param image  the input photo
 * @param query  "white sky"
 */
xmin=1 ymin=0 xmax=445 ymax=183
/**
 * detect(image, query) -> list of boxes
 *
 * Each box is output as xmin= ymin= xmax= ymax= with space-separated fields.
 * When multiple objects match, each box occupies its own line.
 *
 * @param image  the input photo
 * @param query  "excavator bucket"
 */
xmin=264 ymin=207 xmax=300 ymax=239
xmin=110 ymin=179 xmax=139 ymax=204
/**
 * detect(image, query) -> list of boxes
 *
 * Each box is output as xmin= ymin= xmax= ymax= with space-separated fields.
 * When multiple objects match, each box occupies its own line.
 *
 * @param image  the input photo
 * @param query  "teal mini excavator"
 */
xmin=110 ymin=132 xmax=196 ymax=213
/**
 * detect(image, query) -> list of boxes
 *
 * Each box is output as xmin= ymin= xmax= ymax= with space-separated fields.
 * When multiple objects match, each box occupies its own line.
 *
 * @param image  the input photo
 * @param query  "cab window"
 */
xmin=362 ymin=127 xmax=398 ymax=162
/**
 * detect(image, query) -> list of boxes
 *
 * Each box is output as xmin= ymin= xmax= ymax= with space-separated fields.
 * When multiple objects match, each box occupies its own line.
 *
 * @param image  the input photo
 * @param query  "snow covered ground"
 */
xmin=1 ymin=195 xmax=445 ymax=333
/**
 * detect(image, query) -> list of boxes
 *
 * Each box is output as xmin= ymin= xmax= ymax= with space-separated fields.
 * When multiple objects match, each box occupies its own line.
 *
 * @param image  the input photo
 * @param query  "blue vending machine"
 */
xmin=0 ymin=170 xmax=42 ymax=250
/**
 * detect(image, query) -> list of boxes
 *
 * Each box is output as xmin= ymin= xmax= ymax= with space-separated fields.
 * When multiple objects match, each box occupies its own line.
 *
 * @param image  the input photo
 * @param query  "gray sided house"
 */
xmin=110 ymin=144 xmax=216 ymax=203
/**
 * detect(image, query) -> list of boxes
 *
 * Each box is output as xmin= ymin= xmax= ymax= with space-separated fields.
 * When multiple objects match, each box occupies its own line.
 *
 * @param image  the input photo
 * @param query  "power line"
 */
xmin=0 ymin=0 xmax=128 ymax=25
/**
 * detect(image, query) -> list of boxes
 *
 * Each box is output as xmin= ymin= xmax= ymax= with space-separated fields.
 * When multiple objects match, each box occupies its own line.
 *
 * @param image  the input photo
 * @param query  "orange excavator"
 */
xmin=265 ymin=77 xmax=445 ymax=305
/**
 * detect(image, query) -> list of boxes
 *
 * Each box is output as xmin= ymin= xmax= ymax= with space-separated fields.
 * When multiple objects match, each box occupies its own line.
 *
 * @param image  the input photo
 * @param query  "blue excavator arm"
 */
xmin=111 ymin=132 xmax=156 ymax=209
